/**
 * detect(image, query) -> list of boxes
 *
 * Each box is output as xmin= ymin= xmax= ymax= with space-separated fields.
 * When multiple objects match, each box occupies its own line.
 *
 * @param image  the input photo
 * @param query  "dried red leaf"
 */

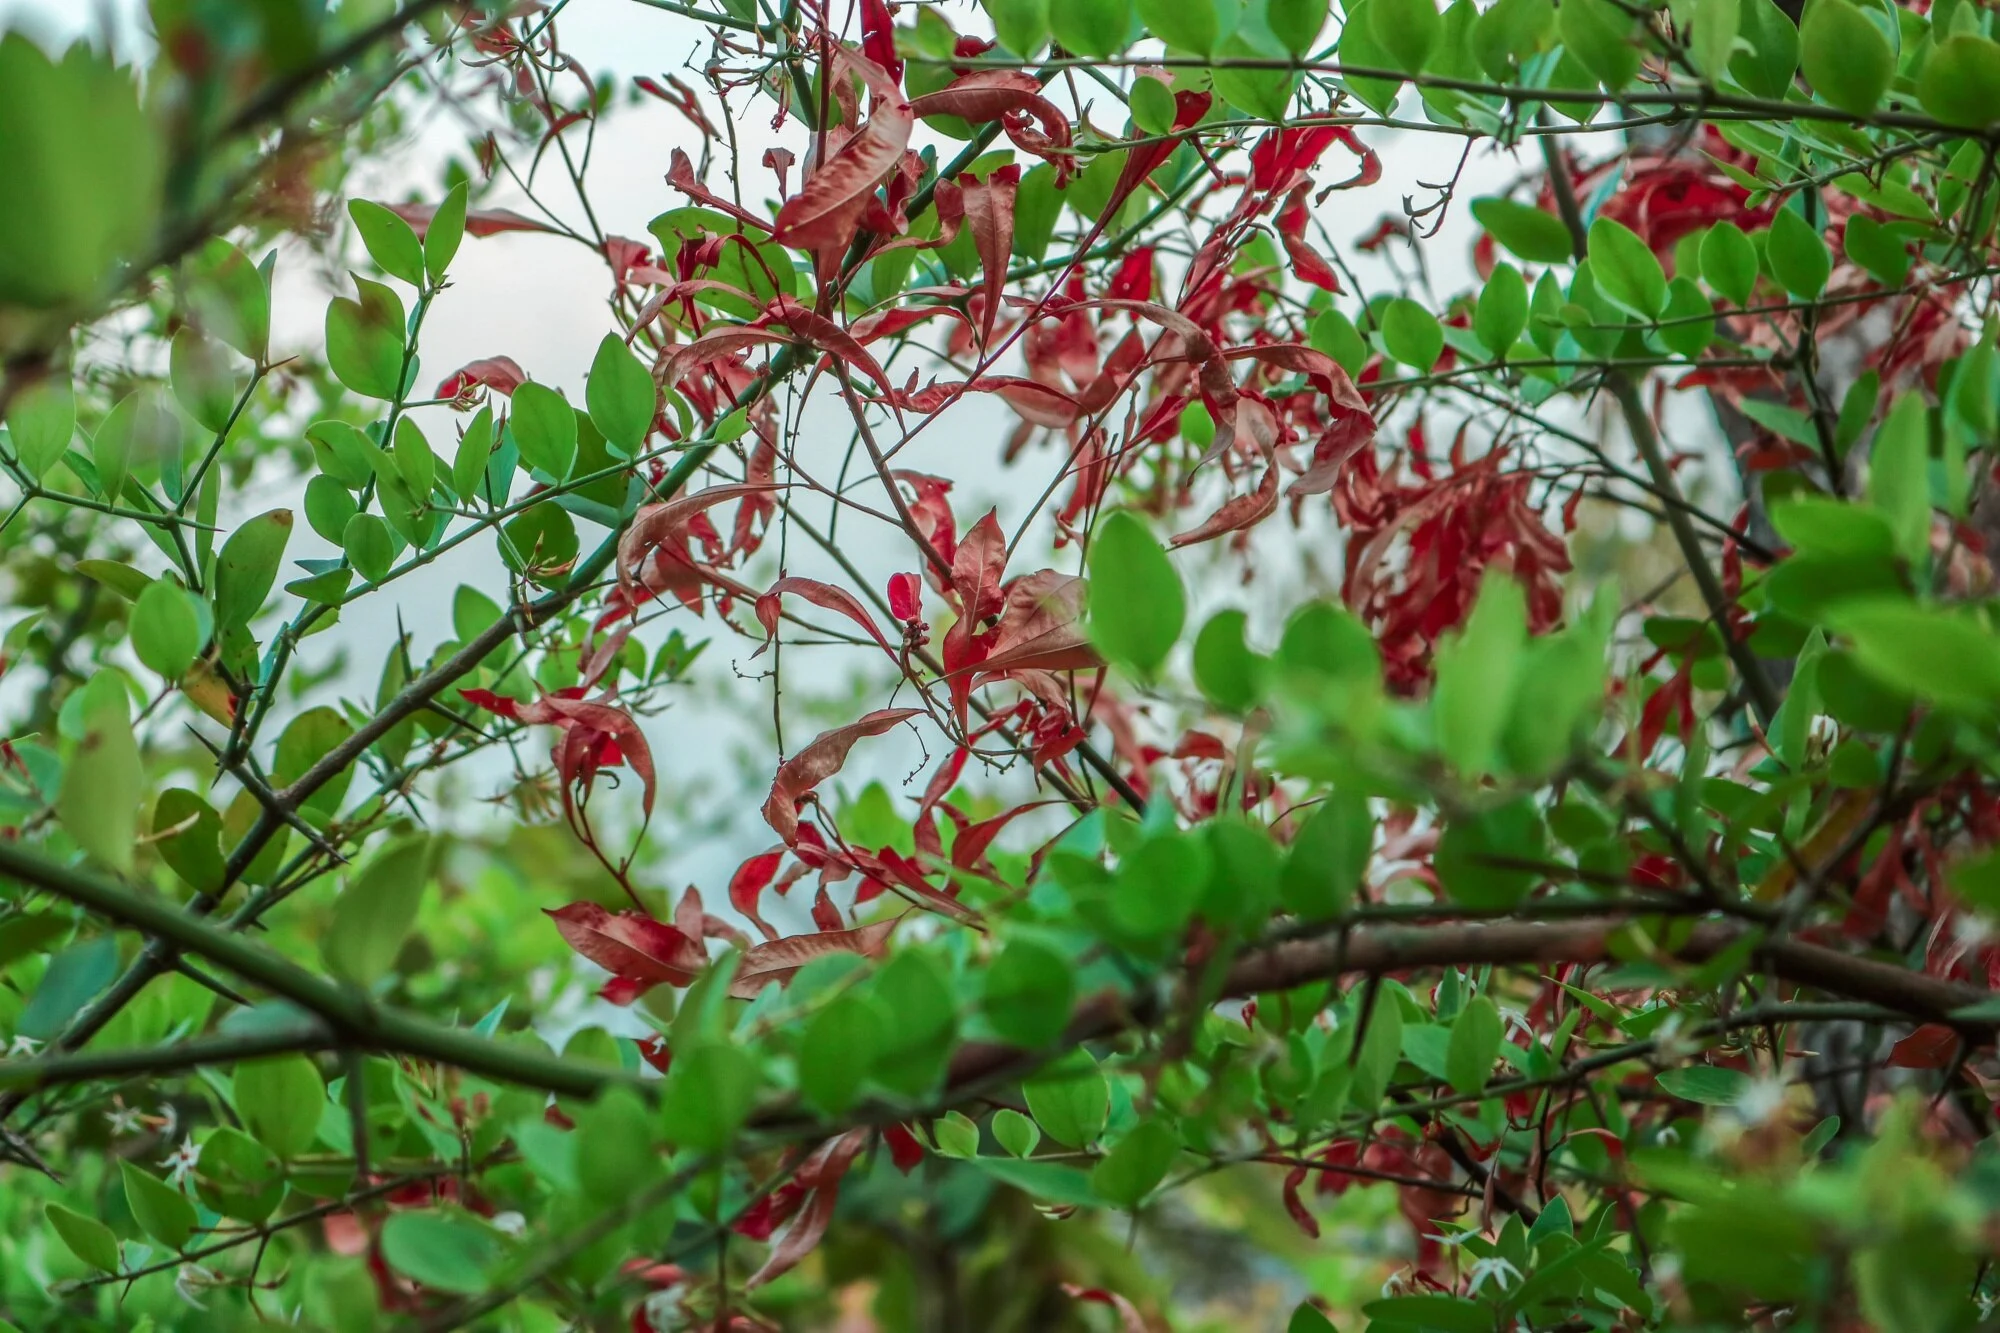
xmin=729 ymin=849 xmax=785 ymax=942
xmin=755 ymin=576 xmax=898 ymax=659
xmin=770 ymin=98 xmax=914 ymax=254
xmin=762 ymin=708 xmax=923 ymax=843
xmin=729 ymin=918 xmax=899 ymax=998
xmin=544 ymin=902 xmax=706 ymax=1001
xmin=744 ymin=1129 xmax=871 ymax=1289
xmin=1889 ymin=1023 xmax=1961 ymax=1069
xmin=436 ymin=355 xmax=526 ymax=400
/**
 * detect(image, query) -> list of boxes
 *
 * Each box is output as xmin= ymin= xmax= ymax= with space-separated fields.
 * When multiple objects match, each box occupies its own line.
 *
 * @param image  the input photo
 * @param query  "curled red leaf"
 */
xmin=755 ymin=576 xmax=898 ymax=660
xmin=761 ymin=708 xmax=923 ymax=843
xmin=728 ymin=917 xmax=899 ymax=998
xmin=544 ymin=902 xmax=706 ymax=1002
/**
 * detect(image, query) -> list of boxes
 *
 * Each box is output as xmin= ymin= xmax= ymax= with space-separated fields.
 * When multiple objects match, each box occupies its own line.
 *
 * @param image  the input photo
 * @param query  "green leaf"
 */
xmin=1368 ymin=0 xmax=1442 ymax=72
xmin=994 ymin=1108 xmax=1041 ymax=1157
xmin=971 ymin=1155 xmax=1099 ymax=1206
xmin=1349 ymin=995 xmax=1405 ymax=1111
xmin=194 ymin=1126 xmax=285 ymax=1222
xmin=1472 ymin=0 xmax=1557 ymax=79
xmin=1281 ymin=790 xmax=1372 ymax=919
xmin=19 ymin=935 xmax=116 ymax=1040
xmin=1211 ymin=33 xmax=1301 ymax=119
xmin=46 ymin=1202 xmax=119 ymax=1273
xmin=1023 ymin=1049 xmax=1110 ymax=1148
xmin=425 ymin=181 xmax=469 ymax=283
xmin=1656 ymin=1065 xmax=1749 ymax=1105
xmin=1288 ymin=1305 xmax=1339 ymax=1333
xmin=1800 ymin=0 xmax=1891 ymax=114
xmin=1470 ymin=197 xmax=1575 ymax=263
xmin=1362 ymin=1295 xmax=1491 ymax=1332
xmin=304 ymin=473 xmax=359 ymax=543
xmin=1091 ymin=1118 xmax=1179 ymax=1206
xmin=1765 ymin=206 xmax=1831 ymax=300
xmin=1771 ymin=497 xmax=1896 ymax=558
xmin=1445 ymin=994 xmax=1502 ymax=1095
xmin=347 ymin=199 xmax=426 ymax=286
xmin=1433 ymin=574 xmax=1528 ymax=776
xmin=984 ymin=0 xmax=1052 ymax=54
xmin=1087 ymin=510 xmax=1185 ymax=674
xmin=323 ymin=836 xmax=432 ymax=986
xmin=1918 ymin=35 xmax=2000 ymax=130
xmin=58 ymin=675 xmax=140 ymax=873
xmin=510 ymin=381 xmax=578 ymax=480
xmin=214 ymin=509 xmax=294 ymax=635
xmin=122 ymin=1161 xmax=197 ymax=1251
xmin=234 ymin=1055 xmax=325 ymax=1158
xmin=1380 ymin=297 xmax=1443 ymax=369
xmin=1587 ymin=216 xmax=1667 ymax=318
xmin=1830 ymin=601 xmax=2000 ymax=715
xmin=576 ymin=1088 xmax=655 ymax=1206
xmin=1335 ymin=0 xmax=1408 ymax=113
xmin=933 ymin=1110 xmax=981 ymax=1158
xmin=1436 ymin=798 xmax=1545 ymax=908
xmin=187 ymin=239 xmax=270 ymax=363
xmin=984 ymin=939 xmax=1075 ymax=1047
xmin=130 ymin=579 xmax=202 ymax=680
xmin=1690 ymin=0 xmax=1740 ymax=81
xmin=1050 ymin=0 xmax=1132 ymax=58
xmin=1474 ymin=262 xmax=1528 ymax=355
xmin=1701 ymin=220 xmax=1759 ymax=307
xmin=1269 ymin=0 xmax=1330 ymax=56
xmin=344 ymin=513 xmax=396 ymax=584
xmin=1310 ymin=308 xmax=1369 ymax=375
xmin=1730 ymin=0 xmax=1798 ymax=97
xmin=452 ymin=405 xmax=498 ymax=505
xmin=659 ymin=1042 xmax=758 ymax=1152
xmin=1193 ymin=609 xmax=1265 ymax=711
xmin=1558 ymin=0 xmax=1642 ymax=89
xmin=170 ymin=326 xmax=241 ymax=432
xmin=1203 ymin=818 xmax=1283 ymax=928
xmin=1658 ymin=275 xmax=1717 ymax=358
xmin=324 ymin=276 xmax=406 ymax=400
xmin=586 ymin=333 xmax=656 ymax=456
xmin=91 ymin=388 xmax=178 ymax=505
xmin=868 ymin=948 xmax=959 ymax=1096
xmin=1868 ymin=393 xmax=1930 ymax=565
xmin=1135 ymin=0 xmax=1215 ymax=52
xmin=5 ymin=376 xmax=74 ymax=479
xmin=798 ymin=993 xmax=887 ymax=1115
xmin=381 ymin=1211 xmax=503 ymax=1296
xmin=1128 ymin=76 xmax=1177 ymax=135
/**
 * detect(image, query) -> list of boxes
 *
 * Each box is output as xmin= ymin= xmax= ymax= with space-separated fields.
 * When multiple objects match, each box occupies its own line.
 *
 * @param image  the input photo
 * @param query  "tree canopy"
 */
xmin=1 ymin=0 xmax=1999 ymax=1329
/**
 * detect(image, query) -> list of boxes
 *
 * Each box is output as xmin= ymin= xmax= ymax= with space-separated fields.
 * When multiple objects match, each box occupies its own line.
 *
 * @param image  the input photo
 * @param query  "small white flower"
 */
xmin=174 ymin=1264 xmax=222 ymax=1310
xmin=1657 ymin=1125 xmax=1681 ymax=1146
xmin=490 ymin=1211 xmax=526 ymax=1237
xmin=642 ymin=1289 xmax=681 ymax=1331
xmin=160 ymin=1136 xmax=201 ymax=1186
xmin=7 ymin=1034 xmax=41 ymax=1057
xmin=158 ymin=1103 xmax=178 ymax=1138
xmin=106 ymin=1104 xmax=145 ymax=1136
xmin=1734 ymin=1074 xmax=1792 ymax=1127
xmin=1466 ymin=1256 xmax=1522 ymax=1297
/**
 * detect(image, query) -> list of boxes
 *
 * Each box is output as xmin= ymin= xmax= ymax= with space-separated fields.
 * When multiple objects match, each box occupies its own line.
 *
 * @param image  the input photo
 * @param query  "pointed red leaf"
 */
xmin=769 ymin=102 xmax=914 ymax=253
xmin=762 ymin=708 xmax=923 ymax=843
xmin=728 ymin=918 xmax=899 ymax=997
xmin=729 ymin=849 xmax=785 ymax=942
xmin=545 ymin=902 xmax=705 ymax=1000
xmin=755 ymin=576 xmax=897 ymax=659
xmin=386 ymin=201 xmax=556 ymax=239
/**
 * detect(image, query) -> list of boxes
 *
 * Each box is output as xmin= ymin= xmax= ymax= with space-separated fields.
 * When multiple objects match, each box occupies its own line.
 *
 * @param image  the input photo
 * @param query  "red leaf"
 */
xmin=1170 ymin=464 xmax=1281 ymax=547
xmin=950 ymin=801 xmax=1052 ymax=871
xmin=810 ymin=886 xmax=845 ymax=932
xmin=960 ymin=167 xmax=1019 ymax=345
xmin=1282 ymin=1162 xmax=1322 ymax=1238
xmin=969 ymin=570 xmax=1101 ymax=676
xmin=860 ymin=0 xmax=901 ymax=82
xmin=729 ymin=849 xmax=785 ymax=942
xmin=883 ymin=1123 xmax=925 ymax=1173
xmin=765 ymin=296 xmax=898 ymax=396
xmin=658 ymin=326 xmax=792 ymax=392
xmin=729 ymin=918 xmax=900 ymax=997
xmin=745 ymin=1129 xmax=870 ymax=1289
xmin=887 ymin=572 xmax=922 ymax=622
xmin=908 ymin=71 xmax=1061 ymax=132
xmin=1889 ymin=1023 xmax=1960 ymax=1069
xmin=755 ymin=576 xmax=898 ymax=659
xmin=436 ymin=355 xmax=526 ymax=400
xmin=544 ymin=902 xmax=705 ymax=1001
xmin=617 ymin=483 xmax=783 ymax=595
xmin=1062 ymin=1285 xmax=1148 ymax=1333
xmin=951 ymin=509 xmax=1007 ymax=624
xmin=665 ymin=148 xmax=773 ymax=235
xmin=761 ymin=708 xmax=923 ymax=843
xmin=769 ymin=100 xmax=914 ymax=253
xmin=385 ymin=201 xmax=556 ymax=239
